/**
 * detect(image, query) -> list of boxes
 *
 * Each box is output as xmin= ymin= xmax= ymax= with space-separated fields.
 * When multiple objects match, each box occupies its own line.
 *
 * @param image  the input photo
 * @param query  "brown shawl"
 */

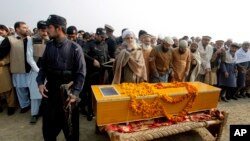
xmin=112 ymin=46 xmax=147 ymax=84
xmin=189 ymin=51 xmax=201 ymax=82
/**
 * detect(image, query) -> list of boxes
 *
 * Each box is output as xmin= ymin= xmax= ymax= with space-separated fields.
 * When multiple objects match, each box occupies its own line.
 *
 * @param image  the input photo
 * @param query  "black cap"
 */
xmin=78 ymin=30 xmax=85 ymax=33
xmin=37 ymin=20 xmax=47 ymax=29
xmin=83 ymin=32 xmax=90 ymax=39
xmin=67 ymin=26 xmax=77 ymax=35
xmin=138 ymin=30 xmax=147 ymax=38
xmin=96 ymin=28 xmax=107 ymax=38
xmin=0 ymin=24 xmax=9 ymax=32
xmin=46 ymin=14 xmax=67 ymax=28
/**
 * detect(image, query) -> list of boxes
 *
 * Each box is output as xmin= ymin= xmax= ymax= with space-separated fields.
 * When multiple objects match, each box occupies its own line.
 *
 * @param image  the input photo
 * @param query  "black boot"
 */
xmin=231 ymin=96 xmax=238 ymax=100
xmin=221 ymin=97 xmax=229 ymax=102
xmin=246 ymin=93 xmax=250 ymax=98
xmin=235 ymin=94 xmax=243 ymax=98
xmin=30 ymin=115 xmax=39 ymax=124
xmin=0 ymin=106 xmax=3 ymax=113
xmin=7 ymin=107 xmax=16 ymax=115
xmin=239 ymin=91 xmax=246 ymax=98
xmin=20 ymin=105 xmax=30 ymax=113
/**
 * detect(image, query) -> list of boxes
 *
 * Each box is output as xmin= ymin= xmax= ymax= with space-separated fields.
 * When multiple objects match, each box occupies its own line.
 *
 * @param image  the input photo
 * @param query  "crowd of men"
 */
xmin=0 ymin=14 xmax=250 ymax=141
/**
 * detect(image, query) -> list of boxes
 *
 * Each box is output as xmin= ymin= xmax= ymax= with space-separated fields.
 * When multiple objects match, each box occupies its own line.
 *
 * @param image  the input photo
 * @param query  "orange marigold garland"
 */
xmin=130 ymin=97 xmax=162 ymax=118
xmin=120 ymin=82 xmax=198 ymax=123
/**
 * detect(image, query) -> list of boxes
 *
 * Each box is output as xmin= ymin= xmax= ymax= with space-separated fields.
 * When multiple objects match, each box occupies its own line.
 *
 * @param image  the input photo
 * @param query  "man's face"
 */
xmin=215 ymin=41 xmax=224 ymax=49
xmin=33 ymin=28 xmax=38 ymax=34
xmin=16 ymin=23 xmax=28 ymax=37
xmin=47 ymin=25 xmax=59 ymax=38
xmin=173 ymin=38 xmax=179 ymax=46
xmin=226 ymin=40 xmax=232 ymax=46
xmin=124 ymin=35 xmax=135 ymax=45
xmin=0 ymin=29 xmax=8 ymax=37
xmin=190 ymin=44 xmax=198 ymax=53
xmin=38 ymin=29 xmax=48 ymax=39
xmin=201 ymin=37 xmax=210 ymax=47
xmin=230 ymin=46 xmax=238 ymax=53
xmin=242 ymin=44 xmax=250 ymax=52
xmin=179 ymin=46 xmax=186 ymax=54
xmin=95 ymin=34 xmax=105 ymax=42
xmin=67 ymin=34 xmax=77 ymax=41
xmin=191 ymin=37 xmax=195 ymax=42
xmin=142 ymin=36 xmax=151 ymax=46
xmin=162 ymin=42 xmax=171 ymax=52
xmin=195 ymin=37 xmax=201 ymax=43
xmin=77 ymin=32 xmax=84 ymax=38
xmin=151 ymin=37 xmax=157 ymax=46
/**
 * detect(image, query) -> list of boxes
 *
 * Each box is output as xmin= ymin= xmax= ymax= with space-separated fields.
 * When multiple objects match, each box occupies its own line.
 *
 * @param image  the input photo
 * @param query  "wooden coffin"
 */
xmin=92 ymin=82 xmax=220 ymax=126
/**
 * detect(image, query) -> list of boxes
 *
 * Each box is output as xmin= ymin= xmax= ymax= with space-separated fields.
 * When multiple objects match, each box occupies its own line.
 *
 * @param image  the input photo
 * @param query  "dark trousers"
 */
xmin=80 ymin=81 xmax=93 ymax=116
xmin=220 ymin=86 xmax=236 ymax=99
xmin=42 ymin=83 xmax=79 ymax=141
xmin=79 ymin=72 xmax=101 ymax=116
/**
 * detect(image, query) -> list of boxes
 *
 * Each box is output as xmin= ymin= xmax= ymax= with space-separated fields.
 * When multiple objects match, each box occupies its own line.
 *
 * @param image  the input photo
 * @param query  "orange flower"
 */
xmin=119 ymin=82 xmax=198 ymax=123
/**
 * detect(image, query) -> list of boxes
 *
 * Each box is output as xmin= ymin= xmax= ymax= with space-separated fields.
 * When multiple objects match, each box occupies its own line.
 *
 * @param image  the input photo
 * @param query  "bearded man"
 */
xmin=149 ymin=36 xmax=174 ymax=82
xmin=187 ymin=42 xmax=201 ymax=81
xmin=112 ymin=29 xmax=147 ymax=84
xmin=141 ymin=34 xmax=153 ymax=81
xmin=172 ymin=40 xmax=191 ymax=82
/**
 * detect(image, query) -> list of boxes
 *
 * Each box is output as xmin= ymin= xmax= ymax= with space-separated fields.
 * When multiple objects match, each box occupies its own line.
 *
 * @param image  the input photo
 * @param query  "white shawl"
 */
xmin=189 ymin=51 xmax=201 ymax=81
xmin=197 ymin=42 xmax=214 ymax=74
xmin=235 ymin=48 xmax=250 ymax=64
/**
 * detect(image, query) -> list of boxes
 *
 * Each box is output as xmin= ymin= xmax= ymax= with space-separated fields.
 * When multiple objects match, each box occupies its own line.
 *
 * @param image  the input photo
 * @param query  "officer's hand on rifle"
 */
xmin=39 ymin=84 xmax=48 ymax=98
xmin=67 ymin=94 xmax=77 ymax=103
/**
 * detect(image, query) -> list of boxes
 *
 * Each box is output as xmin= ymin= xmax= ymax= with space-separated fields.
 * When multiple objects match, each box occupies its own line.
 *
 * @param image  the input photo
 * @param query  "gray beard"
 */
xmin=142 ymin=44 xmax=151 ymax=48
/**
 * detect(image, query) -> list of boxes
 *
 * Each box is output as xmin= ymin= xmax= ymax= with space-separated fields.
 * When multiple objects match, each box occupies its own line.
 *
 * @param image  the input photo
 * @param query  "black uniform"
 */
xmin=79 ymin=40 xmax=109 ymax=120
xmin=36 ymin=37 xmax=86 ymax=141
xmin=116 ymin=36 xmax=123 ymax=46
xmin=105 ymin=35 xmax=116 ymax=83
xmin=106 ymin=35 xmax=117 ymax=59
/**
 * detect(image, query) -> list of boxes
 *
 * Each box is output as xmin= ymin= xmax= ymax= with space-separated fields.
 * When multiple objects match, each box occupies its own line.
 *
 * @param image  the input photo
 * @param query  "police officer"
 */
xmin=104 ymin=24 xmax=117 ymax=59
xmin=32 ymin=20 xmax=49 ymax=67
xmin=87 ymin=27 xmax=110 ymax=83
xmin=66 ymin=26 xmax=85 ymax=47
xmin=104 ymin=24 xmax=117 ymax=84
xmin=79 ymin=28 xmax=109 ymax=120
xmin=27 ymin=20 xmax=49 ymax=124
xmin=36 ymin=15 xmax=86 ymax=141
xmin=67 ymin=26 xmax=91 ymax=118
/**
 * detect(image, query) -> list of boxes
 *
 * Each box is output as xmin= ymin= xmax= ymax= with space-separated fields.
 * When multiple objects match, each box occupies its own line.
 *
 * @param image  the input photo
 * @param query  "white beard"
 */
xmin=142 ymin=44 xmax=151 ymax=49
xmin=124 ymin=39 xmax=137 ymax=49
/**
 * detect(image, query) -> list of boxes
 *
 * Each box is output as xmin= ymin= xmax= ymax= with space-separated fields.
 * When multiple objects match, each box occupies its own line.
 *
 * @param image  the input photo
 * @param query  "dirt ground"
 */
xmin=0 ymin=97 xmax=250 ymax=141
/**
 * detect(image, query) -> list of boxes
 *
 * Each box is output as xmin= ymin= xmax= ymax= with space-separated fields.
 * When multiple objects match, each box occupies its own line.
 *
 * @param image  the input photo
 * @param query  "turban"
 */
xmin=179 ymin=40 xmax=188 ymax=48
xmin=122 ymin=29 xmax=135 ymax=39
xmin=163 ymin=36 xmax=174 ymax=45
